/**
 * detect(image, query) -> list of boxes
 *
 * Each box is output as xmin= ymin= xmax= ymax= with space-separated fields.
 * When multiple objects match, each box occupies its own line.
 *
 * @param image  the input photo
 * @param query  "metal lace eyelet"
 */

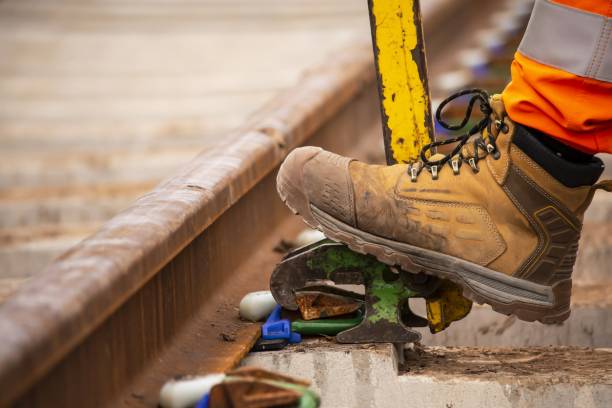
xmin=410 ymin=166 xmax=419 ymax=182
xmin=430 ymin=165 xmax=438 ymax=180
xmin=451 ymin=160 xmax=460 ymax=175
xmin=495 ymin=119 xmax=509 ymax=133
xmin=468 ymin=157 xmax=479 ymax=173
xmin=486 ymin=144 xmax=501 ymax=160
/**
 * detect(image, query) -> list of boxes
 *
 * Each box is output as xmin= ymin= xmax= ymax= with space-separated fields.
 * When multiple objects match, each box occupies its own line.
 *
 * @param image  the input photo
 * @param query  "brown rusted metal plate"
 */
xmin=211 ymin=367 xmax=311 ymax=408
xmin=210 ymin=380 xmax=301 ymax=408
xmin=229 ymin=367 xmax=310 ymax=387
xmin=295 ymin=290 xmax=363 ymax=320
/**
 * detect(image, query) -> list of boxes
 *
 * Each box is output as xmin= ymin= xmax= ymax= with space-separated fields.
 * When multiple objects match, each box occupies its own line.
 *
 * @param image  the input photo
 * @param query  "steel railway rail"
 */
xmin=0 ymin=1 xmax=548 ymax=406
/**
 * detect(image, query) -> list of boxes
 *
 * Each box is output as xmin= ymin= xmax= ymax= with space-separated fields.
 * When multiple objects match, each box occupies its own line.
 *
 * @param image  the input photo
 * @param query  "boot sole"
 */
xmin=278 ymin=172 xmax=571 ymax=325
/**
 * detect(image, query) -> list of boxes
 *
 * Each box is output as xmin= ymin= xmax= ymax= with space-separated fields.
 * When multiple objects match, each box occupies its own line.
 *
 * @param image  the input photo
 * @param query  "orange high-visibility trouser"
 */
xmin=502 ymin=0 xmax=612 ymax=154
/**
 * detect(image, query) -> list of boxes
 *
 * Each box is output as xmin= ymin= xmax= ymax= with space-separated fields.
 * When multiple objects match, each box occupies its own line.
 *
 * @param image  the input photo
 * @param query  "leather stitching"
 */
xmin=502 ymin=184 xmax=544 ymax=278
xmin=513 ymin=164 xmax=580 ymax=230
xmin=344 ymin=159 xmax=357 ymax=227
xmin=532 ymin=206 xmax=579 ymax=284
xmin=511 ymin=146 xmax=590 ymax=199
xmin=487 ymin=155 xmax=502 ymax=183
xmin=487 ymin=120 xmax=513 ymax=185
xmin=394 ymin=196 xmax=506 ymax=266
xmin=586 ymin=12 xmax=611 ymax=78
xmin=505 ymin=165 xmax=582 ymax=279
xmin=593 ymin=19 xmax=611 ymax=79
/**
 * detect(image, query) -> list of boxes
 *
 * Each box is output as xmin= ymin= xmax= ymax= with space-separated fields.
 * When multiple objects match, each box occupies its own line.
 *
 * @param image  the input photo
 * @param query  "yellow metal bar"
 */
xmin=426 ymin=281 xmax=473 ymax=334
xmin=368 ymin=0 xmax=434 ymax=164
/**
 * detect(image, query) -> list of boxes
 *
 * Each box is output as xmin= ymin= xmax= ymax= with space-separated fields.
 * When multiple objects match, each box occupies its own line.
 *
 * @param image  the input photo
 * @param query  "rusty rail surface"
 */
xmin=0 ymin=2 xmax=465 ymax=406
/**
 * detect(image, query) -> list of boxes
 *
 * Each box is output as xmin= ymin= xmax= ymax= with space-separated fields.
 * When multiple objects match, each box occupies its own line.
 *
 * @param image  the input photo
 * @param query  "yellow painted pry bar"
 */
xmin=368 ymin=0 xmax=434 ymax=164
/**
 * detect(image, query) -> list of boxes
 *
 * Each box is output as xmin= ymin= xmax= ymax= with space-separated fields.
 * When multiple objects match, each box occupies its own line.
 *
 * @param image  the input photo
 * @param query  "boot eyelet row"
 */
xmin=468 ymin=157 xmax=480 ymax=173
xmin=451 ymin=159 xmax=460 ymax=175
xmin=410 ymin=166 xmax=419 ymax=182
xmin=486 ymin=144 xmax=502 ymax=160
xmin=429 ymin=165 xmax=439 ymax=180
xmin=495 ymin=119 xmax=509 ymax=134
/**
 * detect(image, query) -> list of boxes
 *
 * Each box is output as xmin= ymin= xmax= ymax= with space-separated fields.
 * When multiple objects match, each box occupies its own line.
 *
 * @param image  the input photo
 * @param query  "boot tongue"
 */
xmin=489 ymin=94 xmax=506 ymax=117
xmin=487 ymin=94 xmax=509 ymax=139
xmin=459 ymin=135 xmax=488 ymax=159
xmin=428 ymin=153 xmax=447 ymax=162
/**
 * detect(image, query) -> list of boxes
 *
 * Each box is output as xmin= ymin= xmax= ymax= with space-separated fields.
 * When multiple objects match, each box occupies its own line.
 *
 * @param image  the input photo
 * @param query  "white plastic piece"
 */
xmin=475 ymin=29 xmax=506 ymax=52
xmin=294 ymin=228 xmax=326 ymax=248
xmin=512 ymin=0 xmax=535 ymax=18
xmin=430 ymin=98 xmax=442 ymax=114
xmin=159 ymin=374 xmax=225 ymax=408
xmin=458 ymin=48 xmax=490 ymax=71
xmin=492 ymin=10 xmax=521 ymax=35
xmin=435 ymin=71 xmax=473 ymax=93
xmin=239 ymin=290 xmax=277 ymax=322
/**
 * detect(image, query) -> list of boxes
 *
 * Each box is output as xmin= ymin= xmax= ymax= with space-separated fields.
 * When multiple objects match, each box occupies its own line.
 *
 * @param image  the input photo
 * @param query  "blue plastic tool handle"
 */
xmin=195 ymin=393 xmax=209 ymax=408
xmin=261 ymin=305 xmax=301 ymax=343
xmin=266 ymin=303 xmax=282 ymax=323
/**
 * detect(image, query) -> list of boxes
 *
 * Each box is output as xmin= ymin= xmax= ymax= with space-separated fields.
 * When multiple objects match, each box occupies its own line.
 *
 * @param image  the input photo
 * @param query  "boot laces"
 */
xmin=409 ymin=89 xmax=508 ymax=182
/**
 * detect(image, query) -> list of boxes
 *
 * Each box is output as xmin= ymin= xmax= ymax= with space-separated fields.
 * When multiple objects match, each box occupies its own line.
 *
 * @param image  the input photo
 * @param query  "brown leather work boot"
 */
xmin=277 ymin=90 xmax=611 ymax=324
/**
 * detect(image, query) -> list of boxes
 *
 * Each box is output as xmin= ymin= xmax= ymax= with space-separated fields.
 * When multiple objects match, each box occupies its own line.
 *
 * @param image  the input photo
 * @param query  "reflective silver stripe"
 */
xmin=518 ymin=0 xmax=612 ymax=82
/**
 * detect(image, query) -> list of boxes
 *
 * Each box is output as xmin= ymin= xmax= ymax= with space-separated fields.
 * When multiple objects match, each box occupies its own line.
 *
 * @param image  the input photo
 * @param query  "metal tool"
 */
xmin=295 ymin=285 xmax=364 ymax=320
xmin=426 ymin=280 xmax=473 ymax=333
xmin=270 ymin=240 xmax=422 ymax=343
xmin=270 ymin=240 xmax=470 ymax=343
xmin=252 ymin=338 xmax=290 ymax=352
xmin=261 ymin=305 xmax=301 ymax=344
xmin=292 ymin=310 xmax=364 ymax=337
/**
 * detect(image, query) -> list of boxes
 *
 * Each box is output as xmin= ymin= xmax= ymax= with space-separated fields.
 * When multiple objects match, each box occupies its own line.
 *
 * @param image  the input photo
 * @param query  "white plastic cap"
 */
xmin=239 ymin=290 xmax=277 ymax=322
xmin=159 ymin=374 xmax=225 ymax=408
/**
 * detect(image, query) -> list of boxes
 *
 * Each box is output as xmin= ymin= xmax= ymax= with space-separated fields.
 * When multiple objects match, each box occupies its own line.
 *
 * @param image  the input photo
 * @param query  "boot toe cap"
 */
xmin=277 ymin=147 xmax=356 ymax=227
xmin=276 ymin=146 xmax=323 ymax=217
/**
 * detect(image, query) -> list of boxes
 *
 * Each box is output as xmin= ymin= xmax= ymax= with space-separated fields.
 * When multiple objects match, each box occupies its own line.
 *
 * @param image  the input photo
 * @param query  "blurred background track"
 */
xmin=0 ymin=0 xmax=374 ymax=297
